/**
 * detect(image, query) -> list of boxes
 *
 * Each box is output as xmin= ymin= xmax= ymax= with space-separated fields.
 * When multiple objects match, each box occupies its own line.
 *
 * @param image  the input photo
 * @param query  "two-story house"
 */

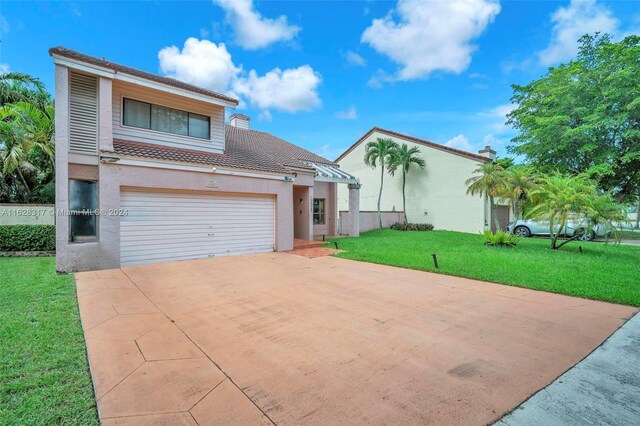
xmin=50 ymin=47 xmax=360 ymax=272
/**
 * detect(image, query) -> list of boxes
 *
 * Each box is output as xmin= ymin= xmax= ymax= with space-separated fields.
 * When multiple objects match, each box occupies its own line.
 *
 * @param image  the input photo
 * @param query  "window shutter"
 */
xmin=69 ymin=72 xmax=98 ymax=154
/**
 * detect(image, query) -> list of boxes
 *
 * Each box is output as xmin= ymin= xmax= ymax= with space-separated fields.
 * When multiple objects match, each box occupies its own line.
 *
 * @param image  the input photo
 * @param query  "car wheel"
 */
xmin=576 ymin=229 xmax=595 ymax=241
xmin=513 ymin=226 xmax=531 ymax=237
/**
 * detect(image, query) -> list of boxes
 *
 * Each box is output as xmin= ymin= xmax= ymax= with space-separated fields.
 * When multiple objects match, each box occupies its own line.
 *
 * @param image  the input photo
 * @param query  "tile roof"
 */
xmin=104 ymin=125 xmax=336 ymax=175
xmin=335 ymin=127 xmax=490 ymax=163
xmin=49 ymin=46 xmax=238 ymax=106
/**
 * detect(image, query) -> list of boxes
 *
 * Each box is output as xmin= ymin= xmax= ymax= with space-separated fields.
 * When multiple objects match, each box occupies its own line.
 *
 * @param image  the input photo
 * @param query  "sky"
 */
xmin=1 ymin=0 xmax=639 ymax=161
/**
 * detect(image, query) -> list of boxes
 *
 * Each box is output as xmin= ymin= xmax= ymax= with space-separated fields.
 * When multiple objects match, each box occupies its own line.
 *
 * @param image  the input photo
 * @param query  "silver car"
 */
xmin=505 ymin=219 xmax=610 ymax=241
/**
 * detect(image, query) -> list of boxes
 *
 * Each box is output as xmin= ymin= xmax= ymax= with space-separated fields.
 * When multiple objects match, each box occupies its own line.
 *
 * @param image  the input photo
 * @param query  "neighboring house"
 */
xmin=50 ymin=47 xmax=360 ymax=272
xmin=336 ymin=127 xmax=509 ymax=234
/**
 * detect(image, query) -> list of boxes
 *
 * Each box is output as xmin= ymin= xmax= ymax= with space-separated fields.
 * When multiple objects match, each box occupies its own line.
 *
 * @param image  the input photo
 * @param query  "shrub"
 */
xmin=390 ymin=222 xmax=434 ymax=231
xmin=483 ymin=230 xmax=519 ymax=247
xmin=0 ymin=225 xmax=56 ymax=251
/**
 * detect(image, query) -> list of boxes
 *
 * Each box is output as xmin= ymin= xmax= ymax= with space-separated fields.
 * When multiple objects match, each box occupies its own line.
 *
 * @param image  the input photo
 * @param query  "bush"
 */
xmin=0 ymin=225 xmax=56 ymax=251
xmin=390 ymin=222 xmax=435 ymax=231
xmin=483 ymin=230 xmax=519 ymax=247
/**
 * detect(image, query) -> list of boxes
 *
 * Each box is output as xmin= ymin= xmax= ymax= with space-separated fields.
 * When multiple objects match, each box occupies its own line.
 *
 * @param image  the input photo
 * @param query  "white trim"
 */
xmin=69 ymin=152 xmax=99 ymax=165
xmin=111 ymin=157 xmax=294 ymax=181
xmin=52 ymin=54 xmax=238 ymax=109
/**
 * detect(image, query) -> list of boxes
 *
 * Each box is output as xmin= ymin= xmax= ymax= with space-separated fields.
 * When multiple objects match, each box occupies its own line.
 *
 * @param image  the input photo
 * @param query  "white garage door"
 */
xmin=120 ymin=190 xmax=275 ymax=266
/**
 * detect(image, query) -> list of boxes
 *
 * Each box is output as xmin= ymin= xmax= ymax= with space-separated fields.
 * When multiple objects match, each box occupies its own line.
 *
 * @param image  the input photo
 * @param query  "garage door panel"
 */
xmin=120 ymin=190 xmax=275 ymax=266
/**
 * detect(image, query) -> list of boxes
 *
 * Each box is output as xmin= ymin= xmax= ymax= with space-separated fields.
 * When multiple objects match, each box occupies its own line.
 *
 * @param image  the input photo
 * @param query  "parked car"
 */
xmin=505 ymin=219 xmax=611 ymax=241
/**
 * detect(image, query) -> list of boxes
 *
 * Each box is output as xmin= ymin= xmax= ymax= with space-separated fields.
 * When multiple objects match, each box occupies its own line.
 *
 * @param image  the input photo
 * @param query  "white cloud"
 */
xmin=315 ymin=144 xmax=348 ymax=161
xmin=159 ymin=38 xmax=241 ymax=93
xmin=481 ymin=133 xmax=507 ymax=147
xmin=344 ymin=50 xmax=367 ymax=67
xmin=445 ymin=134 xmax=474 ymax=152
xmin=478 ymin=103 xmax=514 ymax=133
xmin=213 ymin=0 xmax=300 ymax=50
xmin=158 ymin=38 xmax=321 ymax=116
xmin=335 ymin=105 xmax=358 ymax=120
xmin=234 ymin=66 xmax=321 ymax=113
xmin=538 ymin=0 xmax=618 ymax=66
xmin=471 ymin=83 xmax=488 ymax=90
xmin=0 ymin=63 xmax=9 ymax=74
xmin=361 ymin=0 xmax=500 ymax=81
xmin=1 ymin=14 xmax=10 ymax=34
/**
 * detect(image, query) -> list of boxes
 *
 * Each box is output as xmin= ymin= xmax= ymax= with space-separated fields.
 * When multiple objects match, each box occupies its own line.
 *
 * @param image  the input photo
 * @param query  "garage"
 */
xmin=120 ymin=190 xmax=275 ymax=266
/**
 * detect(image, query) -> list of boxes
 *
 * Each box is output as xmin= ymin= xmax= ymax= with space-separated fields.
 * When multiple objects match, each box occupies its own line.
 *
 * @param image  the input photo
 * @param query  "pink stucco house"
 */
xmin=50 ymin=47 xmax=360 ymax=272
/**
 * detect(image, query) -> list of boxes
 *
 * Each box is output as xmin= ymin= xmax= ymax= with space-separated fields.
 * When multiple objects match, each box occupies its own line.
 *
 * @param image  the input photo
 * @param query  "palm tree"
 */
xmin=364 ymin=137 xmax=399 ymax=229
xmin=0 ymin=73 xmax=49 ymax=109
xmin=526 ymin=174 xmax=616 ymax=250
xmin=466 ymin=162 xmax=508 ymax=231
xmin=503 ymin=167 xmax=535 ymax=219
xmin=389 ymin=144 xmax=426 ymax=223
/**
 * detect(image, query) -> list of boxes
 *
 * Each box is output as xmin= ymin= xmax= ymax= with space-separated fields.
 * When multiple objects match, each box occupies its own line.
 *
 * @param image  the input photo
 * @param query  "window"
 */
xmin=313 ymin=198 xmax=325 ymax=225
xmin=123 ymin=98 xmax=210 ymax=139
xmin=69 ymin=179 xmax=97 ymax=241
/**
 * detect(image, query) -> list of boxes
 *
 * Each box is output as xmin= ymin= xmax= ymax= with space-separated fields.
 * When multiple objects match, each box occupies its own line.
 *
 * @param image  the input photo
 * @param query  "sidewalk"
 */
xmin=495 ymin=312 xmax=640 ymax=425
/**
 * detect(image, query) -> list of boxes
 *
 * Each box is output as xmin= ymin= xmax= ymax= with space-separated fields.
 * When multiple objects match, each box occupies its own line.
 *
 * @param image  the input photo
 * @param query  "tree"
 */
xmin=507 ymin=34 xmax=640 ymax=202
xmin=0 ymin=73 xmax=55 ymax=203
xmin=364 ymin=137 xmax=399 ymax=229
xmin=389 ymin=144 xmax=426 ymax=223
xmin=0 ymin=73 xmax=49 ymax=109
xmin=525 ymin=174 xmax=623 ymax=250
xmin=466 ymin=162 xmax=509 ymax=231
xmin=503 ymin=166 xmax=536 ymax=219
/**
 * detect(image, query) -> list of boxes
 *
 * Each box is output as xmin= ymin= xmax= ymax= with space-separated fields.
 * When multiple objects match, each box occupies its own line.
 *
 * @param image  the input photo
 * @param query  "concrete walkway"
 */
xmin=75 ymin=253 xmax=637 ymax=425
xmin=496 ymin=312 xmax=640 ymax=425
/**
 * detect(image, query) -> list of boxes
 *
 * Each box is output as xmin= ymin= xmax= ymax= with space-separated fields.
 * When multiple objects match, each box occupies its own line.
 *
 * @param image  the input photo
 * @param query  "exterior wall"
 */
xmin=312 ymin=181 xmax=337 ymax=237
xmin=112 ymin=80 xmax=226 ymax=154
xmin=293 ymin=186 xmax=313 ymax=240
xmin=57 ymin=162 xmax=294 ymax=272
xmin=339 ymin=211 xmax=404 ymax=234
xmin=0 ymin=205 xmax=55 ymax=225
xmin=337 ymin=130 xmax=488 ymax=234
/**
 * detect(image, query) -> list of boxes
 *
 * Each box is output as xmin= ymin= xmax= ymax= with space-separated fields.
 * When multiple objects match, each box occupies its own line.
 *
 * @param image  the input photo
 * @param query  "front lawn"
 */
xmin=0 ymin=257 xmax=98 ymax=425
xmin=330 ymin=230 xmax=640 ymax=306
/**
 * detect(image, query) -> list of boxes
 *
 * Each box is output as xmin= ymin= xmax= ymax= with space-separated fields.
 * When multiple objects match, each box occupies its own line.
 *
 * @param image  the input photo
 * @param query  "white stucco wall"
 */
xmin=337 ymin=130 xmax=489 ymax=234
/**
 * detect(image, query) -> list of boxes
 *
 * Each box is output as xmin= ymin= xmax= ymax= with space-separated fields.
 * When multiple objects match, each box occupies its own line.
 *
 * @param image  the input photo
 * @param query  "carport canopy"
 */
xmin=307 ymin=162 xmax=361 ymax=237
xmin=308 ymin=162 xmax=359 ymax=184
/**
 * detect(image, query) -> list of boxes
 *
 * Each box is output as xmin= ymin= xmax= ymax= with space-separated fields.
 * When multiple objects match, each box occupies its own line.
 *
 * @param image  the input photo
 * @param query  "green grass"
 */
xmin=330 ymin=229 xmax=640 ymax=306
xmin=0 ymin=257 xmax=98 ymax=425
xmin=620 ymin=229 xmax=640 ymax=240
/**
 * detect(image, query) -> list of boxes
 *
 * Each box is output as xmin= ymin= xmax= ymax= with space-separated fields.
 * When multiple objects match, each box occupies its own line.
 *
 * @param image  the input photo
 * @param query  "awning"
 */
xmin=308 ymin=162 xmax=359 ymax=184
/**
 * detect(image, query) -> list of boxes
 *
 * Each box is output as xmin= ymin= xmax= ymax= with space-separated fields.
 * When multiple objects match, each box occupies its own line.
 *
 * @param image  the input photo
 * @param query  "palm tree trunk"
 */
xmin=402 ymin=170 xmax=407 ymax=224
xmin=490 ymin=195 xmax=499 ymax=231
xmin=15 ymin=168 xmax=31 ymax=202
xmin=377 ymin=160 xmax=384 ymax=229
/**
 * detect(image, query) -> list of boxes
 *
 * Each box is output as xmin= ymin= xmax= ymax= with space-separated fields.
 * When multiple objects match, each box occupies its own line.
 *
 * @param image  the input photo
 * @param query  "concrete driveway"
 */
xmin=76 ymin=253 xmax=637 ymax=425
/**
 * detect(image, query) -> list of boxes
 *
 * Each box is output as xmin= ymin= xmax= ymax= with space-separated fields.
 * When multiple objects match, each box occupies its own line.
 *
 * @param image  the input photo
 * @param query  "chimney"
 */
xmin=478 ymin=145 xmax=496 ymax=161
xmin=229 ymin=113 xmax=250 ymax=130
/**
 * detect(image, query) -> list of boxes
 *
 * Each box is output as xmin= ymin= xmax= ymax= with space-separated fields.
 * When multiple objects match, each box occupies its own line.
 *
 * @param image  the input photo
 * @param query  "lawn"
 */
xmin=0 ymin=257 xmax=98 ymax=425
xmin=330 ymin=230 xmax=640 ymax=306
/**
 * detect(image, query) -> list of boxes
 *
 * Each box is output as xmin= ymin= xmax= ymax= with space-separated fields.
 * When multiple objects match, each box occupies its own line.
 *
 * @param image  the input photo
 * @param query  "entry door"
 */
xmin=120 ymin=190 xmax=275 ymax=266
xmin=491 ymin=205 xmax=511 ymax=232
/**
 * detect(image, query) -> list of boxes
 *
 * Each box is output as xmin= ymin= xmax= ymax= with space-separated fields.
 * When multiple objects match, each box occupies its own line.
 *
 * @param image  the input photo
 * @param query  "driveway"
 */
xmin=76 ymin=253 xmax=637 ymax=425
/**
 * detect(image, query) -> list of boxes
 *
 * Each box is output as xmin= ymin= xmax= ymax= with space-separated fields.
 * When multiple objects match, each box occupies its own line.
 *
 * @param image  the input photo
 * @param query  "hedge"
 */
xmin=0 ymin=225 xmax=56 ymax=251
xmin=390 ymin=222 xmax=435 ymax=231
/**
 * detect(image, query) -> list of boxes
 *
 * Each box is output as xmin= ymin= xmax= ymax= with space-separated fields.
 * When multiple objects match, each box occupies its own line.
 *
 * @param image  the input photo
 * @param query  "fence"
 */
xmin=0 ymin=204 xmax=55 ymax=226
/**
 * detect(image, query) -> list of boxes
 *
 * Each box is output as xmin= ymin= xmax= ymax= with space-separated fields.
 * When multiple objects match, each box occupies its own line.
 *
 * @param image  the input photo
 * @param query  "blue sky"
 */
xmin=1 ymin=0 xmax=638 ymax=160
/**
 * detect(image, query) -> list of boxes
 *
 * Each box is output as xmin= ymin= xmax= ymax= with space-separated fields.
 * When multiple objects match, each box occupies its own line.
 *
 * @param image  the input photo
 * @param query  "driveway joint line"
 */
xmin=120 ymin=268 xmax=278 ymax=426
xmin=187 ymin=377 xmax=227 ymax=412
xmin=96 ymin=360 xmax=146 ymax=403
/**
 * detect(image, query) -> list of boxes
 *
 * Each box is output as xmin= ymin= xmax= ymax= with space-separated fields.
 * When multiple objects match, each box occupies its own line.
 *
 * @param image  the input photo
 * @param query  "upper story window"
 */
xmin=123 ymin=98 xmax=210 ymax=140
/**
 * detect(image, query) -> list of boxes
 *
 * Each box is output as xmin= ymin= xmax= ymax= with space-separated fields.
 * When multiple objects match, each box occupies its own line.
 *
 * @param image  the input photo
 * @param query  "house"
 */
xmin=336 ymin=127 xmax=510 ymax=234
xmin=50 ymin=47 xmax=360 ymax=272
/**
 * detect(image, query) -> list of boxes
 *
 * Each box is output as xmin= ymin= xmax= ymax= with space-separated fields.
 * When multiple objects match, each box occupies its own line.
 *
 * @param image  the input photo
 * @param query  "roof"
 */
xmin=335 ymin=127 xmax=490 ymax=163
xmin=103 ymin=125 xmax=337 ymax=176
xmin=49 ymin=46 xmax=238 ymax=106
